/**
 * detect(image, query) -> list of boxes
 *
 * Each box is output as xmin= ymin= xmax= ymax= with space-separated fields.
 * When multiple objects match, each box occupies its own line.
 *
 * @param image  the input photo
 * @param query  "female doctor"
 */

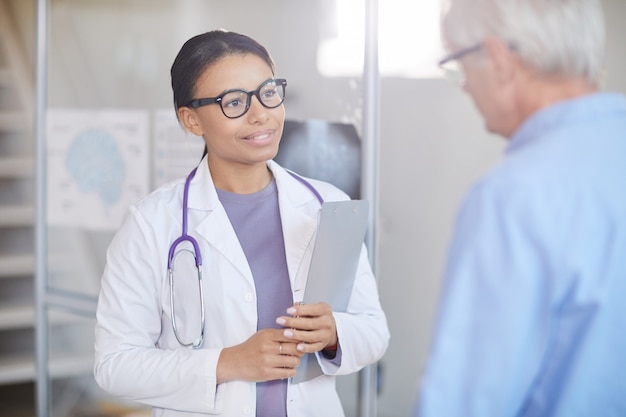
xmin=94 ymin=30 xmax=389 ymax=417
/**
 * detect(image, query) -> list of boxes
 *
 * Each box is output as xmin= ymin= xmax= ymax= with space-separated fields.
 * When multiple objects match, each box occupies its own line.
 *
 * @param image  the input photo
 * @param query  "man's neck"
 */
xmin=518 ymin=73 xmax=598 ymax=124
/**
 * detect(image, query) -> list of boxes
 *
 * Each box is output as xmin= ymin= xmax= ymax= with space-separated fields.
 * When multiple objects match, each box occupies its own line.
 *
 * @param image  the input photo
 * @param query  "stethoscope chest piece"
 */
xmin=168 ymin=167 xmax=206 ymax=348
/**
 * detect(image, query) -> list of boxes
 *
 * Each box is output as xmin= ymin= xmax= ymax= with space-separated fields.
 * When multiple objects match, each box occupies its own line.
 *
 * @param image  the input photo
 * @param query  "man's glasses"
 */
xmin=438 ymin=43 xmax=483 ymax=84
xmin=438 ymin=42 xmax=518 ymax=84
xmin=185 ymin=78 xmax=287 ymax=119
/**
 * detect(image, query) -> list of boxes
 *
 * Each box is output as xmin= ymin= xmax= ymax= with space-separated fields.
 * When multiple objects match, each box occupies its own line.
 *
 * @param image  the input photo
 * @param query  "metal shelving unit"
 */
xmin=0 ymin=0 xmax=37 ymax=393
xmin=1 ymin=3 xmax=95 ymax=414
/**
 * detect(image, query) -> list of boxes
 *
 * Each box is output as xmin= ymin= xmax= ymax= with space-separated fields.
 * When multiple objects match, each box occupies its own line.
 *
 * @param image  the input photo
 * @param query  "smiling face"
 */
xmin=178 ymin=53 xmax=285 ymax=178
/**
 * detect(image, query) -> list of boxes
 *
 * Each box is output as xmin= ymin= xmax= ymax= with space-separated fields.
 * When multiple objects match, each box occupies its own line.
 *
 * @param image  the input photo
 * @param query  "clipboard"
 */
xmin=292 ymin=199 xmax=369 ymax=383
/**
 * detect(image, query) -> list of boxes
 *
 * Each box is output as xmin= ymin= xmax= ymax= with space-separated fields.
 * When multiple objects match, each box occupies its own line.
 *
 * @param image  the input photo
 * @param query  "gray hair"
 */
xmin=441 ymin=0 xmax=606 ymax=85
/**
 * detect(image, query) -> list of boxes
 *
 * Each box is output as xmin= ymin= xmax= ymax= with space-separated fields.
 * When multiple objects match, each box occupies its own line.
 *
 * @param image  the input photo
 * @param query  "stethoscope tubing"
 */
xmin=168 ymin=165 xmax=323 ymax=348
xmin=168 ymin=167 xmax=205 ymax=348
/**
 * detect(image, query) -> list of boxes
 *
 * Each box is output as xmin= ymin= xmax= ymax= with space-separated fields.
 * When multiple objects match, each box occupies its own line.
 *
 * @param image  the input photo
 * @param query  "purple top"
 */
xmin=217 ymin=178 xmax=290 ymax=417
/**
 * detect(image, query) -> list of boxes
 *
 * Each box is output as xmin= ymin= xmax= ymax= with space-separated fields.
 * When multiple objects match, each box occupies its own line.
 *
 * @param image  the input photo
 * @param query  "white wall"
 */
xmin=376 ymin=79 xmax=504 ymax=416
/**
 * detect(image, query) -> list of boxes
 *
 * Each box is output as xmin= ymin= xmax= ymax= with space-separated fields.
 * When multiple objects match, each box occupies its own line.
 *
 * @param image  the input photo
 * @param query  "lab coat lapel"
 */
xmin=269 ymin=161 xmax=320 ymax=299
xmin=185 ymin=161 xmax=254 ymax=283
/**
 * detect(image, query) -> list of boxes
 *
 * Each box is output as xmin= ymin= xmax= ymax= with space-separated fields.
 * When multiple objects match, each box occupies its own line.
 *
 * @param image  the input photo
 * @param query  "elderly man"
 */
xmin=414 ymin=0 xmax=626 ymax=416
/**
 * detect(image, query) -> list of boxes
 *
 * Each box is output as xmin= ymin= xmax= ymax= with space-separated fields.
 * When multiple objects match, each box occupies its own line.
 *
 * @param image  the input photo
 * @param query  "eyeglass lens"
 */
xmin=221 ymin=79 xmax=285 ymax=118
xmin=441 ymin=61 xmax=466 ymax=85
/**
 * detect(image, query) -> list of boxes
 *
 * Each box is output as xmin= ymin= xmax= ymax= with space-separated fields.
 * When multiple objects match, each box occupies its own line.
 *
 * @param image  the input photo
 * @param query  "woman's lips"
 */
xmin=243 ymin=129 xmax=274 ymax=144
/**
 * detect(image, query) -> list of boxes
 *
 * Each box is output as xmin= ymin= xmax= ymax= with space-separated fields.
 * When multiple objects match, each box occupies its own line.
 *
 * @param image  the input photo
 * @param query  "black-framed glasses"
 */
xmin=185 ymin=78 xmax=287 ymax=119
xmin=438 ymin=43 xmax=483 ymax=84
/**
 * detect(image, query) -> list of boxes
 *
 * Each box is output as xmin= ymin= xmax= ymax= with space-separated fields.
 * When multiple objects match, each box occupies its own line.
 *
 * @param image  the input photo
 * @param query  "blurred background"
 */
xmin=0 ymin=0 xmax=625 ymax=416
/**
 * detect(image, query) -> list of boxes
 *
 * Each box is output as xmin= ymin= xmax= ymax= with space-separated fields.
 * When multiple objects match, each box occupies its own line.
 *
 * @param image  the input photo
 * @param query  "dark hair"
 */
xmin=170 ymin=29 xmax=275 ymax=116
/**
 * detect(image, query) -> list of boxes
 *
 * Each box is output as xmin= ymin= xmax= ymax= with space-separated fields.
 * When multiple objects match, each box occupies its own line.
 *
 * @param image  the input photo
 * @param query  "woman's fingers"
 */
xmin=275 ymin=302 xmax=338 ymax=353
xmin=217 ymin=329 xmax=303 ymax=383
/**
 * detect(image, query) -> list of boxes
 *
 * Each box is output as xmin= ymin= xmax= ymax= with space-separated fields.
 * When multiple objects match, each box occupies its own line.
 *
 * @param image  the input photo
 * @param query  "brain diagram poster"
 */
xmin=46 ymin=109 xmax=149 ymax=230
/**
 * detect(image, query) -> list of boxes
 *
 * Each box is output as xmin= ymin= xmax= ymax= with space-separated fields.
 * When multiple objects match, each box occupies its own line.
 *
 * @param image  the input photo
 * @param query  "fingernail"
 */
xmin=287 ymin=307 xmax=297 ymax=315
xmin=276 ymin=317 xmax=286 ymax=325
xmin=284 ymin=329 xmax=294 ymax=338
xmin=297 ymin=344 xmax=305 ymax=351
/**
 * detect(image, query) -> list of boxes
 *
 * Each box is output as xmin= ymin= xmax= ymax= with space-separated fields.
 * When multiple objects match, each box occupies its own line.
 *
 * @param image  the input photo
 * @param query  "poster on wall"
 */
xmin=153 ymin=109 xmax=205 ymax=187
xmin=46 ymin=109 xmax=150 ymax=230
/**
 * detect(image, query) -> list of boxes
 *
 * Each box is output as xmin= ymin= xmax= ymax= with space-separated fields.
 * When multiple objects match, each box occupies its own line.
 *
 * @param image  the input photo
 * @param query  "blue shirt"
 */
xmin=414 ymin=93 xmax=626 ymax=417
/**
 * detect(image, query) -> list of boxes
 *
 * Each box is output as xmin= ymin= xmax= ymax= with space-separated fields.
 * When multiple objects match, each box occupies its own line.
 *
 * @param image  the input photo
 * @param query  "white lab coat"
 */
xmin=94 ymin=159 xmax=389 ymax=417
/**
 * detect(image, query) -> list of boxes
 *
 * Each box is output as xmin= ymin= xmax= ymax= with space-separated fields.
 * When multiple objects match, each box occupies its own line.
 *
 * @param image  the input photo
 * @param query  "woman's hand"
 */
xmin=216 ymin=328 xmax=304 ymax=384
xmin=275 ymin=302 xmax=338 ymax=354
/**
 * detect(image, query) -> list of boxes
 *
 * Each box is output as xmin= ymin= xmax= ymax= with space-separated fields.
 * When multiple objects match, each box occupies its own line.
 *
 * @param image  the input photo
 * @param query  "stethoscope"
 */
xmin=167 ymin=165 xmax=323 ymax=348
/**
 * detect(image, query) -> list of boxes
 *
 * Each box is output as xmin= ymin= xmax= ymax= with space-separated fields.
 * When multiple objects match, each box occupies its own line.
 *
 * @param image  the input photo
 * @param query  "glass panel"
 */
xmin=44 ymin=0 xmax=365 ymax=415
xmin=47 ymin=311 xmax=150 ymax=417
xmin=46 ymin=0 xmax=364 ymax=295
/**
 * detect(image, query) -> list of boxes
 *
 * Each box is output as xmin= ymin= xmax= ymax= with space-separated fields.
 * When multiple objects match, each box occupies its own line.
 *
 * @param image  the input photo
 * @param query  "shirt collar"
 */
xmin=506 ymin=92 xmax=626 ymax=154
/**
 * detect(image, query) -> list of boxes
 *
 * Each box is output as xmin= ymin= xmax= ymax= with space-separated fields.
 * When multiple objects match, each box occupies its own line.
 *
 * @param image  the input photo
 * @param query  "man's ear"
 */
xmin=177 ymin=107 xmax=203 ymax=136
xmin=483 ymin=36 xmax=519 ymax=85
